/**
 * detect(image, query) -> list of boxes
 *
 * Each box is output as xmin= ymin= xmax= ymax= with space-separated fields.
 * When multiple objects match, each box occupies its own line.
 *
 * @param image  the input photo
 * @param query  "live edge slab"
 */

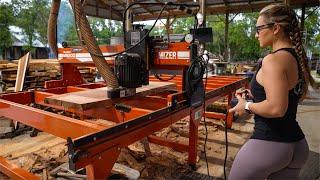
xmin=44 ymin=82 xmax=176 ymax=111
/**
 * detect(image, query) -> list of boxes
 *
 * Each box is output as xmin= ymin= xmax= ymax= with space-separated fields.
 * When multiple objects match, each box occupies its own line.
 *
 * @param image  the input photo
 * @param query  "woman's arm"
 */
xmin=249 ymin=54 xmax=289 ymax=117
xmin=230 ymin=54 xmax=289 ymax=118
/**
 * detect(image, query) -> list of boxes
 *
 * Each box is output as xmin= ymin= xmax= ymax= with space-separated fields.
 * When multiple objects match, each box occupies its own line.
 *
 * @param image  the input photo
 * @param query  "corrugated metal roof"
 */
xmin=81 ymin=0 xmax=319 ymax=21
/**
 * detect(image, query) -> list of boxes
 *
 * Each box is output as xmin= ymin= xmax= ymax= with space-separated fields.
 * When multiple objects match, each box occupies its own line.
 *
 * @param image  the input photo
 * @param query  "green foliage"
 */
xmin=172 ymin=17 xmax=195 ymax=34
xmin=303 ymin=7 xmax=320 ymax=54
xmin=207 ymin=15 xmax=225 ymax=56
xmin=228 ymin=13 xmax=262 ymax=61
xmin=63 ymin=14 xmax=123 ymax=46
xmin=0 ymin=3 xmax=14 ymax=53
xmin=12 ymin=0 xmax=50 ymax=47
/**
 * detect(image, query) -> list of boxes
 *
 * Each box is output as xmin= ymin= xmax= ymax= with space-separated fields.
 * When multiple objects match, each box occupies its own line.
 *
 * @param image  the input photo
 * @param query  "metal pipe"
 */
xmin=126 ymin=0 xmax=133 ymax=32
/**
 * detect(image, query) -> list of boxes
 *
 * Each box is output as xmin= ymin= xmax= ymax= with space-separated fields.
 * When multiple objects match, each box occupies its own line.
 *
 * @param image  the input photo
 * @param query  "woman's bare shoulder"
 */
xmin=262 ymin=51 xmax=295 ymax=70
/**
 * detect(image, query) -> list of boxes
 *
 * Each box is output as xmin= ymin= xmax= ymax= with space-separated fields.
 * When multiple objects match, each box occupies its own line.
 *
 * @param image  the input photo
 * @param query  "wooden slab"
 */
xmin=14 ymin=52 xmax=30 ymax=92
xmin=44 ymin=82 xmax=176 ymax=110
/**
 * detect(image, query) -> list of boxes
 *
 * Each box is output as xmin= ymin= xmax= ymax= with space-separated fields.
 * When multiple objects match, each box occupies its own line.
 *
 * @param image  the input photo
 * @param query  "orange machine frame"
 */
xmin=0 ymin=44 xmax=248 ymax=179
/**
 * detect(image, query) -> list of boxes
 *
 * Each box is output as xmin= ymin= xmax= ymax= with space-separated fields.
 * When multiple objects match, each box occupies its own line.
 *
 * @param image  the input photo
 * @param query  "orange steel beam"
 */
xmin=0 ymin=91 xmax=34 ymax=104
xmin=69 ymin=107 xmax=191 ymax=179
xmin=0 ymin=99 xmax=104 ymax=139
xmin=66 ymin=86 xmax=88 ymax=92
xmin=0 ymin=156 xmax=40 ymax=180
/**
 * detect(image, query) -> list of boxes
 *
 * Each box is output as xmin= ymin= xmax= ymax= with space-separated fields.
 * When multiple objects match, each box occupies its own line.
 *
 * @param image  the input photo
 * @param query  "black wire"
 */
xmin=73 ymin=3 xmax=168 ymax=59
xmin=187 ymin=56 xmax=206 ymax=93
xmin=86 ymin=2 xmax=200 ymax=58
xmin=154 ymin=74 xmax=176 ymax=81
xmin=202 ymin=54 xmax=210 ymax=176
xmin=75 ymin=2 xmax=200 ymax=58
xmin=224 ymin=112 xmax=229 ymax=180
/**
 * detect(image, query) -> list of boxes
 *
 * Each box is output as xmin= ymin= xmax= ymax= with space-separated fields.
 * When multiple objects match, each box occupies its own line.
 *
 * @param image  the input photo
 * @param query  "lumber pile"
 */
xmin=77 ymin=66 xmax=97 ymax=83
xmin=0 ymin=60 xmax=99 ymax=92
xmin=25 ymin=59 xmax=61 ymax=89
xmin=0 ymin=59 xmax=61 ymax=92
xmin=0 ymin=61 xmax=19 ymax=92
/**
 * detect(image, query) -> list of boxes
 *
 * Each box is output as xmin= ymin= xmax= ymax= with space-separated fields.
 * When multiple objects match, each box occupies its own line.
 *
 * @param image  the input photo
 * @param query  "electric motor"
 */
xmin=115 ymin=53 xmax=143 ymax=88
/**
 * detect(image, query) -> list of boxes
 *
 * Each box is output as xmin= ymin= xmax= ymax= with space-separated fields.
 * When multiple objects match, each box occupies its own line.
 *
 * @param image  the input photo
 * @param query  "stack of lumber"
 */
xmin=0 ymin=59 xmax=100 ymax=91
xmin=77 ymin=66 xmax=97 ymax=83
xmin=25 ymin=59 xmax=61 ymax=89
xmin=0 ymin=61 xmax=19 ymax=92
xmin=0 ymin=59 xmax=61 ymax=92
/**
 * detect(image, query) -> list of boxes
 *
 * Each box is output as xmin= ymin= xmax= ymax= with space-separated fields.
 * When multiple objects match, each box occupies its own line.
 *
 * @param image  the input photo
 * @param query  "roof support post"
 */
xmin=224 ymin=11 xmax=229 ymax=62
xmin=300 ymin=5 xmax=305 ymax=31
xmin=126 ymin=0 xmax=132 ymax=32
xmin=284 ymin=0 xmax=291 ymax=6
xmin=200 ymin=0 xmax=206 ymax=27
xmin=199 ymin=0 xmax=207 ymax=54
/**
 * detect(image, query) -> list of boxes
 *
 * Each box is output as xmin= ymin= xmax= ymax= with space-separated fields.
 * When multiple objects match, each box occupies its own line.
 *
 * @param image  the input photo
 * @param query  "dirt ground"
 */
xmin=0 ymin=113 xmax=255 ymax=179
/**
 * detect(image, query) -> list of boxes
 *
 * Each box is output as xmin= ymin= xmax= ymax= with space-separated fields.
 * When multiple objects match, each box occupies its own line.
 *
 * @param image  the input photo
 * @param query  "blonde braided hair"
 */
xmin=260 ymin=3 xmax=317 ymax=100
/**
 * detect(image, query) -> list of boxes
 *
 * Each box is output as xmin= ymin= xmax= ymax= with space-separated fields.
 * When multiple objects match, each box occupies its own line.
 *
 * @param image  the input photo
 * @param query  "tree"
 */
xmin=229 ymin=12 xmax=263 ymax=61
xmin=172 ymin=17 xmax=195 ymax=34
xmin=303 ymin=7 xmax=320 ymax=54
xmin=12 ymin=0 xmax=50 ymax=51
xmin=0 ymin=3 xmax=14 ymax=57
xmin=207 ymin=15 xmax=226 ymax=57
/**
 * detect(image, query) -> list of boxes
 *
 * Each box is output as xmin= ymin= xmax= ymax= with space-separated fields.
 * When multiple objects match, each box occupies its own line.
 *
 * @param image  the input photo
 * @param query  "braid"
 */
xmin=288 ymin=7 xmax=316 ymax=99
xmin=260 ymin=3 xmax=318 ymax=100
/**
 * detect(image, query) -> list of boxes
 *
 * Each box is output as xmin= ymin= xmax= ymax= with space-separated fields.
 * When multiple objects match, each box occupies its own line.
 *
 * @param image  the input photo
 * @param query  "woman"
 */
xmin=228 ymin=3 xmax=317 ymax=179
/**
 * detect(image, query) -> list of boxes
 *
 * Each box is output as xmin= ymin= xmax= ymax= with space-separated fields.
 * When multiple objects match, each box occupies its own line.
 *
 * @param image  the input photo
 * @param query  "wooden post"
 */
xmin=300 ymin=5 xmax=306 ymax=31
xmin=224 ymin=11 xmax=229 ymax=62
xmin=200 ymin=0 xmax=206 ymax=27
xmin=284 ymin=0 xmax=291 ymax=6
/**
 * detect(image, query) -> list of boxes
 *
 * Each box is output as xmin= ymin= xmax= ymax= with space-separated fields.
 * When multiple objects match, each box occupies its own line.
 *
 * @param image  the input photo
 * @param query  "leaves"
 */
xmin=0 ymin=3 xmax=14 ymax=52
xmin=12 ymin=0 xmax=50 ymax=48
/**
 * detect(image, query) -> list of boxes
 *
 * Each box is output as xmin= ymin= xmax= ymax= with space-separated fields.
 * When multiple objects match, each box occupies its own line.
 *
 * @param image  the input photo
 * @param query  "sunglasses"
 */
xmin=255 ymin=23 xmax=274 ymax=34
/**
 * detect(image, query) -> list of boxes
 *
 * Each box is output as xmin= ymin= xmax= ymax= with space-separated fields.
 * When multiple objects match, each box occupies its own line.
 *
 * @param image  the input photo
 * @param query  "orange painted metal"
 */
xmin=45 ymin=64 xmax=85 ymax=89
xmin=0 ymin=91 xmax=34 ymax=105
xmin=0 ymin=156 xmax=40 ymax=180
xmin=70 ymin=108 xmax=191 ymax=172
xmin=153 ymin=42 xmax=191 ymax=66
xmin=188 ymin=106 xmax=202 ymax=165
xmin=85 ymin=147 xmax=120 ymax=180
xmin=0 ymin=99 xmax=104 ymax=139
xmin=0 ymin=59 xmax=248 ymax=180
xmin=57 ymin=44 xmax=124 ymax=64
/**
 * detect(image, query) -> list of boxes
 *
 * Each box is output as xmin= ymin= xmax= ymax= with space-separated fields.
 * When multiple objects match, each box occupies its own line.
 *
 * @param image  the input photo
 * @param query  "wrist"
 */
xmin=245 ymin=102 xmax=253 ymax=114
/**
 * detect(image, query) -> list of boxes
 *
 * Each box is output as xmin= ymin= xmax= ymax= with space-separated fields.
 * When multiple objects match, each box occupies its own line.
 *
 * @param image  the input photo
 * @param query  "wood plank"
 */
xmin=44 ymin=82 xmax=176 ymax=110
xmin=14 ymin=52 xmax=30 ymax=92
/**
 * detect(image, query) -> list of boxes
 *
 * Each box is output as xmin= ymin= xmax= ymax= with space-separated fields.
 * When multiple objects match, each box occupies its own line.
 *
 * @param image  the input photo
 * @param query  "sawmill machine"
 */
xmin=0 ymin=1 xmax=248 ymax=179
xmin=49 ymin=1 xmax=213 ymax=107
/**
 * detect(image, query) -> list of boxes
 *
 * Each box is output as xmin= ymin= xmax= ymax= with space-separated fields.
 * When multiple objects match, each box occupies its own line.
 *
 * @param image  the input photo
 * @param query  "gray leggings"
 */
xmin=228 ymin=138 xmax=309 ymax=180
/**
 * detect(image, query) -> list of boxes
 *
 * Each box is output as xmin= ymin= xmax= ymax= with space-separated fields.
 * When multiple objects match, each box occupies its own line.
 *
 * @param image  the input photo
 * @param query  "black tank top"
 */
xmin=250 ymin=48 xmax=305 ymax=142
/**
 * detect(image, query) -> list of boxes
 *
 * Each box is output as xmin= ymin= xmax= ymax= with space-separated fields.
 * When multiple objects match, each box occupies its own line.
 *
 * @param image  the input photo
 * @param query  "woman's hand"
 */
xmin=237 ymin=89 xmax=253 ymax=100
xmin=229 ymin=94 xmax=248 ymax=117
